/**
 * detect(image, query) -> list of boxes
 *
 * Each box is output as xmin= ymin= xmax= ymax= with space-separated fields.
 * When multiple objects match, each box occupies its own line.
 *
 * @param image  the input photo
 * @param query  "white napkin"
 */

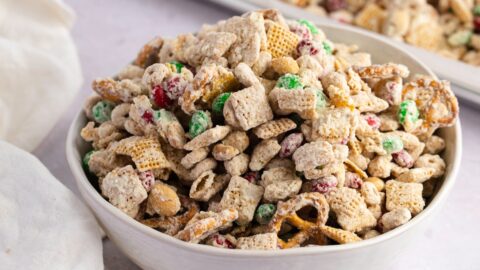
xmin=0 ymin=141 xmax=103 ymax=270
xmin=0 ymin=0 xmax=82 ymax=152
xmin=0 ymin=0 xmax=104 ymax=268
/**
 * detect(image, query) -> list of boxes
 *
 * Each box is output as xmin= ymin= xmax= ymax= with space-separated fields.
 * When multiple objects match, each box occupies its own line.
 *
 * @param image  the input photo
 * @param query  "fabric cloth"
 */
xmin=0 ymin=141 xmax=103 ymax=270
xmin=0 ymin=0 xmax=82 ymax=152
xmin=0 ymin=1 xmax=100 ymax=267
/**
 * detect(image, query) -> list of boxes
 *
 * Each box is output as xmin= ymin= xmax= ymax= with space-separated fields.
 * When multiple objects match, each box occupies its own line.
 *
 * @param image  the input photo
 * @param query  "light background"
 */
xmin=33 ymin=0 xmax=479 ymax=269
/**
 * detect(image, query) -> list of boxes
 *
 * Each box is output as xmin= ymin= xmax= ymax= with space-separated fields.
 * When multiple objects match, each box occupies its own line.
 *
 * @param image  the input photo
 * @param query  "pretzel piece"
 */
xmin=271 ymin=192 xmax=329 ymax=249
xmin=402 ymin=78 xmax=458 ymax=138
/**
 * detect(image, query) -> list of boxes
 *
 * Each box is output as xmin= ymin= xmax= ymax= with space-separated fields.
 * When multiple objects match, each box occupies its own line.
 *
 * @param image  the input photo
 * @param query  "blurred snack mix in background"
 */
xmin=282 ymin=0 xmax=480 ymax=66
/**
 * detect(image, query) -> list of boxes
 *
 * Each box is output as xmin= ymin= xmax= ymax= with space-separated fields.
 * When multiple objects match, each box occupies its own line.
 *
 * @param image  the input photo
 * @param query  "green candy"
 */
xmin=474 ymin=5 xmax=480 ymax=16
xmin=315 ymin=89 xmax=328 ymax=109
xmin=92 ymin=100 xmax=115 ymax=123
xmin=382 ymin=136 xmax=403 ymax=154
xmin=276 ymin=74 xmax=303 ymax=90
xmin=83 ymin=150 xmax=95 ymax=172
xmin=212 ymin=92 xmax=231 ymax=114
xmin=189 ymin=110 xmax=210 ymax=138
xmin=298 ymin=19 xmax=319 ymax=35
xmin=398 ymin=100 xmax=419 ymax=124
xmin=255 ymin=204 xmax=276 ymax=225
xmin=322 ymin=41 xmax=333 ymax=55
xmin=169 ymin=61 xmax=184 ymax=73
xmin=447 ymin=30 xmax=472 ymax=47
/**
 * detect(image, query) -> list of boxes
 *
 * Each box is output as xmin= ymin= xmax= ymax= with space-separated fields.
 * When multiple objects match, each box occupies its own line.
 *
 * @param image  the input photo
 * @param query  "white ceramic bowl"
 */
xmin=66 ymin=23 xmax=462 ymax=270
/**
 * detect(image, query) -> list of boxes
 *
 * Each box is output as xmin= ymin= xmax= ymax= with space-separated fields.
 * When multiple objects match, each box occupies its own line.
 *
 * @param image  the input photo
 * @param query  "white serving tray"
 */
xmin=209 ymin=0 xmax=480 ymax=105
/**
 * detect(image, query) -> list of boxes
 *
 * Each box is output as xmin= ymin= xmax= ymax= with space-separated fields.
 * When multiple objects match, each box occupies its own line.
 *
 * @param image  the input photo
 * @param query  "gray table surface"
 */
xmin=33 ymin=0 xmax=479 ymax=269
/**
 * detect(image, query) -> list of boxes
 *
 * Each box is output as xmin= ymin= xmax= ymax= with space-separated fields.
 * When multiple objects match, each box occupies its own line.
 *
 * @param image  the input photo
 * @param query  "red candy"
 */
xmin=311 ymin=176 xmax=337 ymax=194
xmin=392 ymin=149 xmax=414 ymax=168
xmin=164 ymin=76 xmax=186 ymax=100
xmin=345 ymin=172 xmax=363 ymax=189
xmin=243 ymin=171 xmax=260 ymax=184
xmin=141 ymin=110 xmax=154 ymax=124
xmin=474 ymin=17 xmax=480 ymax=33
xmin=363 ymin=114 xmax=381 ymax=130
xmin=325 ymin=0 xmax=347 ymax=12
xmin=297 ymin=39 xmax=319 ymax=56
xmin=279 ymin=133 xmax=304 ymax=158
xmin=212 ymin=234 xmax=235 ymax=249
xmin=152 ymin=85 xmax=173 ymax=108
xmin=138 ymin=170 xmax=155 ymax=191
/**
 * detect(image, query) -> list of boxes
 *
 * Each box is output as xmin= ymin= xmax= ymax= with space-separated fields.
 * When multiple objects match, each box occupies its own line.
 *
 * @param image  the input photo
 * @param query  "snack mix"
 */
xmin=80 ymin=9 xmax=458 ymax=250
xmin=283 ymin=0 xmax=480 ymax=66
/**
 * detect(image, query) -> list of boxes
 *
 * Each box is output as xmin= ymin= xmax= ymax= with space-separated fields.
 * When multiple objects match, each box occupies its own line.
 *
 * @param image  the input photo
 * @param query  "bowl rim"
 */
xmin=66 ymin=22 xmax=463 ymax=257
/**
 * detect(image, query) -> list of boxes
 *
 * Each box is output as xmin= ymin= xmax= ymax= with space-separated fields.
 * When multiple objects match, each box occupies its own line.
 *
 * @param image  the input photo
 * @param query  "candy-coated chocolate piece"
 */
xmin=255 ymin=204 xmax=276 ymax=225
xmin=398 ymin=100 xmax=419 ymax=124
xmin=276 ymin=74 xmax=303 ymax=90
xmin=188 ymin=110 xmax=210 ymax=138
xmin=92 ymin=100 xmax=115 ymax=123
xmin=212 ymin=92 xmax=231 ymax=114
xmin=322 ymin=41 xmax=333 ymax=55
xmin=152 ymin=85 xmax=173 ymax=108
xmin=382 ymin=136 xmax=403 ymax=154
xmin=298 ymin=19 xmax=319 ymax=35
xmin=83 ymin=150 xmax=95 ymax=172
